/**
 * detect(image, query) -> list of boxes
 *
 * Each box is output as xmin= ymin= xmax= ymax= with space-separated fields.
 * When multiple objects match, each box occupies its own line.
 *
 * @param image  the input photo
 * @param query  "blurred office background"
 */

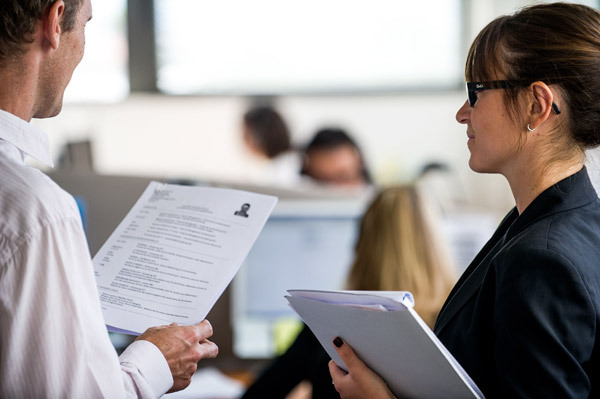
xmin=35 ymin=0 xmax=600 ymax=397
xmin=37 ymin=0 xmax=600 ymax=212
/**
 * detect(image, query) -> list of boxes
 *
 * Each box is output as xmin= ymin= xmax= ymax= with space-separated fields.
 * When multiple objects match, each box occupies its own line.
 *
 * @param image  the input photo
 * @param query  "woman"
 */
xmin=330 ymin=3 xmax=600 ymax=398
xmin=242 ymin=185 xmax=456 ymax=398
xmin=242 ymin=106 xmax=291 ymax=160
xmin=345 ymin=186 xmax=455 ymax=328
xmin=241 ymin=105 xmax=301 ymax=186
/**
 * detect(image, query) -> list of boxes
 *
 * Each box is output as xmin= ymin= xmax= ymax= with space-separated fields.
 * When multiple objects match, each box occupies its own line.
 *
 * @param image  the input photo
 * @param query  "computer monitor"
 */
xmin=231 ymin=199 xmax=365 ymax=358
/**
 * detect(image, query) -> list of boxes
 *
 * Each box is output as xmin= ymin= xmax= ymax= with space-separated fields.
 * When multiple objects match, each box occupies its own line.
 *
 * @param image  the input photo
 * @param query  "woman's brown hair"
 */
xmin=345 ymin=185 xmax=456 ymax=328
xmin=243 ymin=106 xmax=291 ymax=159
xmin=466 ymin=2 xmax=600 ymax=149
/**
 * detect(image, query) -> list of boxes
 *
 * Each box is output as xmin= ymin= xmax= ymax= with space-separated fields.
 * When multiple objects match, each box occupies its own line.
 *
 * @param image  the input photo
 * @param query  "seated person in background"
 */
xmin=243 ymin=106 xmax=291 ymax=160
xmin=300 ymin=128 xmax=371 ymax=188
xmin=242 ymin=106 xmax=301 ymax=185
xmin=241 ymin=185 xmax=456 ymax=399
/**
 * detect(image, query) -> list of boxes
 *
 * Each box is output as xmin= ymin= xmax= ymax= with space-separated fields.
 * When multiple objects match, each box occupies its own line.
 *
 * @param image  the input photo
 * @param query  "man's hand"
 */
xmin=329 ymin=337 xmax=396 ymax=399
xmin=137 ymin=320 xmax=219 ymax=393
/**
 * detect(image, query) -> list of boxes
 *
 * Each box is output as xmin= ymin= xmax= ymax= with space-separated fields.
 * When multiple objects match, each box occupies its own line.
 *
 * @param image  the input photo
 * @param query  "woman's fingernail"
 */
xmin=333 ymin=337 xmax=343 ymax=348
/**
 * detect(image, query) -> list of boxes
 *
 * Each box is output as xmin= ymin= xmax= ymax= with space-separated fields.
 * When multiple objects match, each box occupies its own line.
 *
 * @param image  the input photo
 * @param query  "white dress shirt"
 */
xmin=0 ymin=109 xmax=173 ymax=398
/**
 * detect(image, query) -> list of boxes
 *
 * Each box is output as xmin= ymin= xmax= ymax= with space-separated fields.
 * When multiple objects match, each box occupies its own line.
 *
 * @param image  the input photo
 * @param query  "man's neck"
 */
xmin=0 ymin=54 xmax=41 ymax=122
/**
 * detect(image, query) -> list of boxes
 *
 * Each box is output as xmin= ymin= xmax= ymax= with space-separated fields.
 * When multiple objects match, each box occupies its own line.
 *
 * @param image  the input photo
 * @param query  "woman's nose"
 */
xmin=456 ymin=100 xmax=470 ymax=124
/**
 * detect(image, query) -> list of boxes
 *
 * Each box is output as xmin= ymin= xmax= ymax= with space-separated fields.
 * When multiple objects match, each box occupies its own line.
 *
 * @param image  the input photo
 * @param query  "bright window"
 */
xmin=154 ymin=0 xmax=462 ymax=94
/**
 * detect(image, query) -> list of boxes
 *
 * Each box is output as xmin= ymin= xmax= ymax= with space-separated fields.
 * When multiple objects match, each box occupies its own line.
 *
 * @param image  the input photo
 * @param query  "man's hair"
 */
xmin=301 ymin=127 xmax=372 ymax=183
xmin=0 ymin=0 xmax=83 ymax=64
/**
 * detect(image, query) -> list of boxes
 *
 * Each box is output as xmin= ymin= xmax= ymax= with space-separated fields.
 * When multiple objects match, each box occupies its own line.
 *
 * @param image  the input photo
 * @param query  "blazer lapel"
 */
xmin=434 ymin=167 xmax=597 ymax=336
xmin=434 ymin=232 xmax=509 ymax=335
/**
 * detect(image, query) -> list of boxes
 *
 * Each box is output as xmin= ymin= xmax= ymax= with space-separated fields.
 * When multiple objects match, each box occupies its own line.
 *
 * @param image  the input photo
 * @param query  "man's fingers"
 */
xmin=190 ymin=319 xmax=213 ymax=341
xmin=198 ymin=339 xmax=219 ymax=359
xmin=331 ymin=336 xmax=364 ymax=373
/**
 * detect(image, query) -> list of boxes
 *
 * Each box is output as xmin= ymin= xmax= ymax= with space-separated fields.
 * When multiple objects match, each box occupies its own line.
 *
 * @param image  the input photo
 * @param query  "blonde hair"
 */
xmin=346 ymin=185 xmax=456 ymax=328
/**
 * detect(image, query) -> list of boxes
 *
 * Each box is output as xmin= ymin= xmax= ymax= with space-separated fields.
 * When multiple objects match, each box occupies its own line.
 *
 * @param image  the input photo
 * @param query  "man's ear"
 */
xmin=527 ymin=81 xmax=554 ymax=131
xmin=42 ymin=1 xmax=66 ymax=50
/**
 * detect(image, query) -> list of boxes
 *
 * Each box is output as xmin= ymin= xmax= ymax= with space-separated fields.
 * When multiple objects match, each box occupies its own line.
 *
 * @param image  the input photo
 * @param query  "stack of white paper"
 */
xmin=286 ymin=289 xmax=483 ymax=399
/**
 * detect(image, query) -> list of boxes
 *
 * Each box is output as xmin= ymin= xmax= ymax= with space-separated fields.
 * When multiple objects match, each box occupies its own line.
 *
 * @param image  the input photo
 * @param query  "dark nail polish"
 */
xmin=333 ymin=337 xmax=343 ymax=348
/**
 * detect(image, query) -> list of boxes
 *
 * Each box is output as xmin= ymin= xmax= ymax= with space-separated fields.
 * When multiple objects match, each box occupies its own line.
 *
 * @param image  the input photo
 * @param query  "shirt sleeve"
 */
xmin=0 ymin=215 xmax=173 ymax=398
xmin=492 ymin=248 xmax=594 ymax=398
xmin=120 ymin=340 xmax=174 ymax=397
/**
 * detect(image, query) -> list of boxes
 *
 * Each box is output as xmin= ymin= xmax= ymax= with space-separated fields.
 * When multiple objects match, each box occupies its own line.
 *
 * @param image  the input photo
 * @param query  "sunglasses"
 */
xmin=466 ymin=80 xmax=561 ymax=115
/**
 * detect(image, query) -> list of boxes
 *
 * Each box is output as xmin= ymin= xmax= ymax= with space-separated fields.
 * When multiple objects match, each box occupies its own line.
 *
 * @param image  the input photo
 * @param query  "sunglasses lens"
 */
xmin=468 ymin=90 xmax=477 ymax=106
xmin=465 ymin=83 xmax=476 ymax=106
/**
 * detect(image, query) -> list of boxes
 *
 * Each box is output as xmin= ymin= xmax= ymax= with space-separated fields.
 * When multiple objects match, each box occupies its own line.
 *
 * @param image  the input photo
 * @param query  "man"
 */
xmin=300 ymin=128 xmax=371 ymax=188
xmin=0 ymin=1 xmax=218 ymax=397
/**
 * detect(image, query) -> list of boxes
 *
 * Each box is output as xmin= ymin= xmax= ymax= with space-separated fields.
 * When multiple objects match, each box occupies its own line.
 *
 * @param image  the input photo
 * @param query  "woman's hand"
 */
xmin=329 ymin=337 xmax=396 ymax=399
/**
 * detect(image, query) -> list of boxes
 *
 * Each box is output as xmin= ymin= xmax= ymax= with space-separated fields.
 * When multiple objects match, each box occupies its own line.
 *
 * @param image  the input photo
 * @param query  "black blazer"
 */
xmin=434 ymin=167 xmax=600 ymax=398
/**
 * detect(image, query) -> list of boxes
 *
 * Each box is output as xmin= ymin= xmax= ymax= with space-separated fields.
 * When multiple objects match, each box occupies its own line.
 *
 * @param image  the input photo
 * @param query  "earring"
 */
xmin=527 ymin=124 xmax=536 ymax=132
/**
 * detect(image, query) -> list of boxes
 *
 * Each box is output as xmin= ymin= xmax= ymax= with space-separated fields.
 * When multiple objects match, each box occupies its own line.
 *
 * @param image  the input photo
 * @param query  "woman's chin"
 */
xmin=468 ymin=157 xmax=493 ymax=174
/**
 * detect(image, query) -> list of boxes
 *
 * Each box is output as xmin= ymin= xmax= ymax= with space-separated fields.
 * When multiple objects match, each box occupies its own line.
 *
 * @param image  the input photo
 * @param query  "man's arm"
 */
xmin=1 ymin=211 xmax=216 ymax=398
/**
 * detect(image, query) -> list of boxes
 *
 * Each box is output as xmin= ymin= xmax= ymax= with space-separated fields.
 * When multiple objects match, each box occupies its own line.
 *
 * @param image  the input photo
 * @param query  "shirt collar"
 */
xmin=0 ymin=109 xmax=54 ymax=167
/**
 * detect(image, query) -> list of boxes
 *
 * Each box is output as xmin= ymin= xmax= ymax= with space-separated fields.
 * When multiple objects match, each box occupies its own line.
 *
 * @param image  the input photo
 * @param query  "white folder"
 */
xmin=286 ymin=290 xmax=483 ymax=399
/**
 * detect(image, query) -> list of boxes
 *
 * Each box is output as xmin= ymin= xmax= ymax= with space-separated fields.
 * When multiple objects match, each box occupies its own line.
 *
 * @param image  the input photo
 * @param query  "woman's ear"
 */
xmin=527 ymin=81 xmax=554 ymax=131
xmin=42 ymin=1 xmax=66 ymax=50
